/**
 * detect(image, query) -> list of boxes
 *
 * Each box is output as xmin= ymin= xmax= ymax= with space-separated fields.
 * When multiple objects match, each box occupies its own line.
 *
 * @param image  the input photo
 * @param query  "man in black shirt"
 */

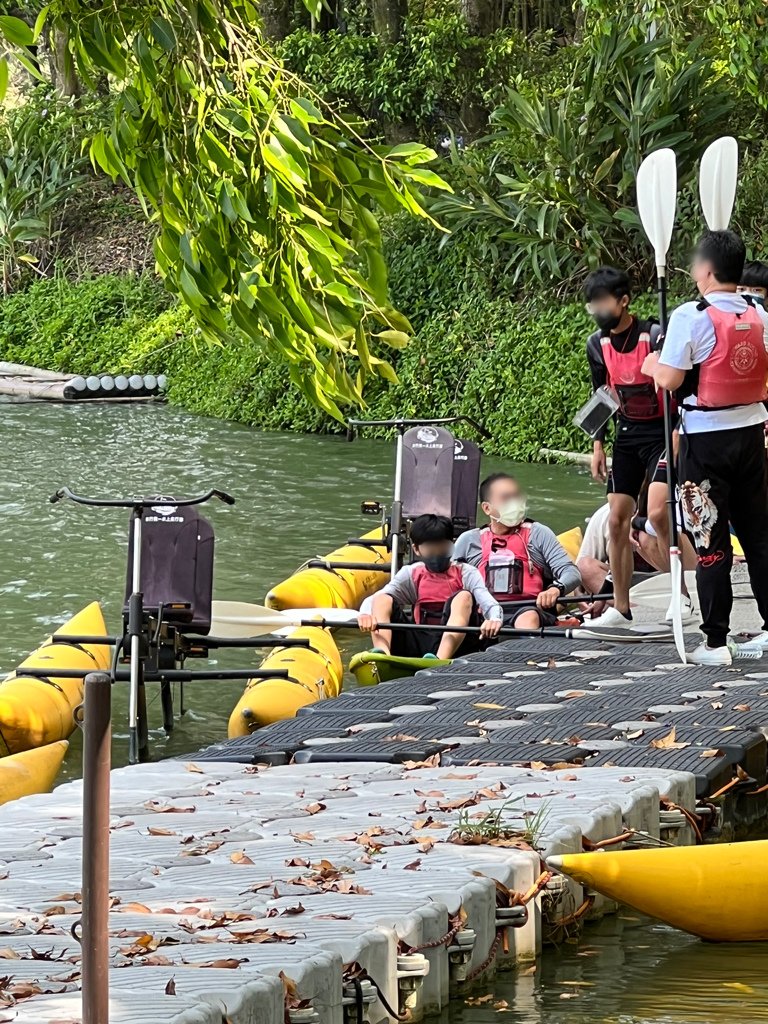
xmin=584 ymin=267 xmax=694 ymax=628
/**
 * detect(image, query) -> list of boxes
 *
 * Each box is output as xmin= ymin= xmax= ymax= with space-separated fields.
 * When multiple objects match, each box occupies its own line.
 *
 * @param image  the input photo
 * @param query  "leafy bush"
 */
xmin=0 ymin=270 xmax=669 ymax=459
xmin=0 ymin=92 xmax=95 ymax=291
xmin=433 ymin=31 xmax=735 ymax=291
xmin=278 ymin=19 xmax=563 ymax=136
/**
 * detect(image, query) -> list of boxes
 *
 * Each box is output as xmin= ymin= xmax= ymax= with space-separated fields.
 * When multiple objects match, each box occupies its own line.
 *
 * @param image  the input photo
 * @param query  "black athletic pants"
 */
xmin=678 ymin=423 xmax=768 ymax=647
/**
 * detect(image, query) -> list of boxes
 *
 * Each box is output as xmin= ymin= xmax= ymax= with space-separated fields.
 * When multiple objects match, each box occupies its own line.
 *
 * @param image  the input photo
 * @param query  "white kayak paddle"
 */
xmin=210 ymin=601 xmax=356 ymax=638
xmin=699 ymin=137 xmax=739 ymax=231
xmin=636 ymin=148 xmax=686 ymax=663
xmin=210 ymin=600 xmax=673 ymax=644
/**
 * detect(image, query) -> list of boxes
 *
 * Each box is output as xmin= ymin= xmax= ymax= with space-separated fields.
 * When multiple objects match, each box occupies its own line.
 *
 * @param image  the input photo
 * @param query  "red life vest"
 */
xmin=411 ymin=563 xmax=465 ymax=625
xmin=600 ymin=320 xmax=665 ymax=421
xmin=692 ymin=303 xmax=768 ymax=410
xmin=478 ymin=526 xmax=544 ymax=601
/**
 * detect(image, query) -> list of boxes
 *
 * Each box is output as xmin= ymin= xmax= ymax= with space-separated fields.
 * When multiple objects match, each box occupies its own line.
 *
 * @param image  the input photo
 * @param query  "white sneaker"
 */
xmin=665 ymin=595 xmax=697 ymax=625
xmin=686 ymin=643 xmax=732 ymax=666
xmin=737 ymin=630 xmax=768 ymax=653
xmin=588 ymin=606 xmax=633 ymax=629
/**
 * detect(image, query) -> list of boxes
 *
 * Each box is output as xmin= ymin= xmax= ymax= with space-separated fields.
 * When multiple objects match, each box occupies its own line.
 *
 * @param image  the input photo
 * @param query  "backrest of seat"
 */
xmin=451 ymin=437 xmax=482 ymax=533
xmin=124 ymin=502 xmax=214 ymax=635
xmin=401 ymin=425 xmax=455 ymax=519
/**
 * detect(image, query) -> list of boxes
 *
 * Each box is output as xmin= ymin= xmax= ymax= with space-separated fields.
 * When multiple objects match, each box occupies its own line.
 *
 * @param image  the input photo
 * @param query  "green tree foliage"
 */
xmin=0 ymin=2 xmax=452 ymax=417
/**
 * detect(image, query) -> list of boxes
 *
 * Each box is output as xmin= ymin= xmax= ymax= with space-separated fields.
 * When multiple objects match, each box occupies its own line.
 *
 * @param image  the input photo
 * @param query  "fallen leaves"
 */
xmin=700 ymin=749 xmax=723 ymax=758
xmin=402 ymin=755 xmax=440 ymax=770
xmin=165 ymin=977 xmax=176 ymax=995
xmin=147 ymin=827 xmax=177 ymax=837
xmin=143 ymin=801 xmax=195 ymax=814
xmin=302 ymin=802 xmax=326 ymax=816
xmin=230 ymin=851 xmax=255 ymax=865
xmin=184 ymin=763 xmax=204 ymax=774
xmin=649 ymin=726 xmax=688 ymax=750
xmin=733 ymin=703 xmax=752 ymax=712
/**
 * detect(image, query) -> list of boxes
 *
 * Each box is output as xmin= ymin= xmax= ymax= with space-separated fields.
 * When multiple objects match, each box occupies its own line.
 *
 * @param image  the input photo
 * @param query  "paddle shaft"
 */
xmin=305 ymin=617 xmax=595 ymax=640
xmin=652 ymin=276 xmax=679 ymax=555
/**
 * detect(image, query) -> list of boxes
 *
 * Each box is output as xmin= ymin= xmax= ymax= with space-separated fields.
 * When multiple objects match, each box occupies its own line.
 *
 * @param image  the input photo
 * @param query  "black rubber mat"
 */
xmin=442 ymin=742 xmax=590 ymax=767
xmin=656 ymin=702 xmax=768 ymax=734
xmin=292 ymin=740 xmax=445 ymax=764
xmin=585 ymin=747 xmax=736 ymax=798
xmin=488 ymin=723 xmax=620 ymax=745
xmin=189 ymin=737 xmax=290 ymax=766
xmin=295 ymin=706 xmax=394 ymax=726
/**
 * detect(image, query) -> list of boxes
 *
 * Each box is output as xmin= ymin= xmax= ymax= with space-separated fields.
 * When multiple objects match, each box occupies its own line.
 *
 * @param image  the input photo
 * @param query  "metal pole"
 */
xmin=128 ymin=512 xmax=143 ymax=764
xmin=82 ymin=671 xmax=111 ymax=1024
xmin=389 ymin=429 xmax=404 ymax=580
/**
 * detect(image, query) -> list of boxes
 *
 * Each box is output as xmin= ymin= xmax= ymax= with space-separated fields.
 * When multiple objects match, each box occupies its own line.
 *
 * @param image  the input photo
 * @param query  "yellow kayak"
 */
xmin=0 ymin=602 xmax=110 ymax=755
xmin=228 ymin=627 xmax=342 ymax=734
xmin=0 ymin=740 xmax=69 ymax=805
xmin=266 ymin=527 xmax=389 ymax=611
xmin=549 ymin=841 xmax=768 ymax=942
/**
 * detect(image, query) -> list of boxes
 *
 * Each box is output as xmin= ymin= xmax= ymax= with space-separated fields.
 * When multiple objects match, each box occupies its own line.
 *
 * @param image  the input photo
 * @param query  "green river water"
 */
xmin=3 ymin=401 xmax=768 ymax=1022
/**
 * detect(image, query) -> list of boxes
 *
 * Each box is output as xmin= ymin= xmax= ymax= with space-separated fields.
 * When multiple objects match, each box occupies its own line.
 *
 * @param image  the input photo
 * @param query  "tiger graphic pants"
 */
xmin=678 ymin=422 xmax=768 ymax=648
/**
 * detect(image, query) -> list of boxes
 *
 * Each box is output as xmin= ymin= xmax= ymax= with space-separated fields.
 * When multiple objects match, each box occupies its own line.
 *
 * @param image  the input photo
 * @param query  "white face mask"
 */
xmin=492 ymin=497 xmax=527 ymax=528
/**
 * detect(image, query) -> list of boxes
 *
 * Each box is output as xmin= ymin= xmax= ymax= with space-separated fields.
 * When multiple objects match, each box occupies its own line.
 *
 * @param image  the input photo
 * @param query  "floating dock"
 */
xmin=0 ymin=362 xmax=167 ymax=402
xmin=2 ymin=630 xmax=767 ymax=1021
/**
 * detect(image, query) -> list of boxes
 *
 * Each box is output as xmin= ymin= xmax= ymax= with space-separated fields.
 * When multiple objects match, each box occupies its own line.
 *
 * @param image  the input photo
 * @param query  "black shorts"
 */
xmin=503 ymin=606 xmax=558 ymax=629
xmin=650 ymin=451 xmax=668 ymax=487
xmin=607 ymin=423 xmax=666 ymax=499
xmin=391 ymin=596 xmax=481 ymax=658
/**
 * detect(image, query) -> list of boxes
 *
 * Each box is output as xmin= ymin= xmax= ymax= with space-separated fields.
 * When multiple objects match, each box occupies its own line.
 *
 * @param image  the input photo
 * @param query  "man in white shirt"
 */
xmin=643 ymin=229 xmax=768 ymax=665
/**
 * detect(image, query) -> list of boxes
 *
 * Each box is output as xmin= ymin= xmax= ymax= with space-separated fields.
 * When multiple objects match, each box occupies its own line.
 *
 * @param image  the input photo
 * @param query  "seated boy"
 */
xmin=737 ymin=260 xmax=768 ymax=306
xmin=357 ymin=513 xmax=503 ymax=660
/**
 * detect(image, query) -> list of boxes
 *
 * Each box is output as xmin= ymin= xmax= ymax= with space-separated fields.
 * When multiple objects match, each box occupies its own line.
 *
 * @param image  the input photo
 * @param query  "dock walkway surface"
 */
xmin=2 ymin=627 xmax=768 ymax=1023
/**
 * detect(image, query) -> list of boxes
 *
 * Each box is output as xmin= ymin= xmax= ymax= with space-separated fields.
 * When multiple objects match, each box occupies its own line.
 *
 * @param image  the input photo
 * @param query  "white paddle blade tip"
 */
xmin=699 ymin=136 xmax=738 ymax=231
xmin=637 ymin=148 xmax=678 ymax=269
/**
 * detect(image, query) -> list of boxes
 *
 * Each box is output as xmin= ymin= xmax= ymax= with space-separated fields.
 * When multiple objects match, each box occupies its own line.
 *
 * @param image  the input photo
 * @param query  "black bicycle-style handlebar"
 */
xmin=49 ymin=487 xmax=236 ymax=508
xmin=346 ymin=416 xmax=489 ymax=441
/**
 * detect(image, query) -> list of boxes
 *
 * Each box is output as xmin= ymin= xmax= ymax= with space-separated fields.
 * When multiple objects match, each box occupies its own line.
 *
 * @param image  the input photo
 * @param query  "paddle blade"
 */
xmin=699 ymin=136 xmax=738 ymax=231
xmin=210 ymin=601 xmax=356 ymax=638
xmin=631 ymin=571 xmax=698 ymax=610
xmin=668 ymin=551 xmax=687 ymax=663
xmin=637 ymin=148 xmax=678 ymax=273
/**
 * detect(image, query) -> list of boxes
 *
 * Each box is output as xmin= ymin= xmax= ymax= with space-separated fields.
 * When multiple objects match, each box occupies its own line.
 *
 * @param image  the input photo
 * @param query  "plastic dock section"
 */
xmin=2 ymin=634 xmax=768 ymax=1023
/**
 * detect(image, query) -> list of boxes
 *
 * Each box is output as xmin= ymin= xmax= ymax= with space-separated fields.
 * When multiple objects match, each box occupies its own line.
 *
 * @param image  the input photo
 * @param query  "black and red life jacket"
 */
xmin=411 ymin=562 xmax=465 ymax=625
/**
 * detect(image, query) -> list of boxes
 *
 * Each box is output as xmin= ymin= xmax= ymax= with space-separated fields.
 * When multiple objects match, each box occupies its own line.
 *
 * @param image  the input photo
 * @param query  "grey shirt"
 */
xmin=364 ymin=562 xmax=504 ymax=621
xmin=452 ymin=522 xmax=582 ymax=595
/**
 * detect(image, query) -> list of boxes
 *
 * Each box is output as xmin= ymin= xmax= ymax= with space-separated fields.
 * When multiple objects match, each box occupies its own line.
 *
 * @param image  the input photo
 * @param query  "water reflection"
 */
xmin=449 ymin=916 xmax=768 ymax=1024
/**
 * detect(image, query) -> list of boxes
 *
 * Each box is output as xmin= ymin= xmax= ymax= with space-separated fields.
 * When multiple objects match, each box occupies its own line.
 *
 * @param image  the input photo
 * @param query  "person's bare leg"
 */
xmin=576 ymin=557 xmax=611 ymax=616
xmin=370 ymin=594 xmax=394 ymax=654
xmin=577 ymin=557 xmax=609 ymax=595
xmin=607 ymin=493 xmax=635 ymax=615
xmin=436 ymin=591 xmax=474 ymax=659
xmin=514 ymin=609 xmax=541 ymax=630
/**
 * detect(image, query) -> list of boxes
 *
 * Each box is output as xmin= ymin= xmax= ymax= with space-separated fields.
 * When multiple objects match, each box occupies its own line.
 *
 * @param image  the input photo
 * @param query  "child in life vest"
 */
xmin=357 ymin=514 xmax=503 ymax=659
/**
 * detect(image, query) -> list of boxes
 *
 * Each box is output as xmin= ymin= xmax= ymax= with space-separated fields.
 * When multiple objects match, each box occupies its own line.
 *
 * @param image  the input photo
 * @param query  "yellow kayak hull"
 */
xmin=266 ymin=527 xmax=389 ymax=611
xmin=0 ymin=740 xmax=69 ymax=805
xmin=549 ymin=841 xmax=768 ymax=942
xmin=228 ymin=627 xmax=343 ymax=734
xmin=0 ymin=603 xmax=110 ymax=754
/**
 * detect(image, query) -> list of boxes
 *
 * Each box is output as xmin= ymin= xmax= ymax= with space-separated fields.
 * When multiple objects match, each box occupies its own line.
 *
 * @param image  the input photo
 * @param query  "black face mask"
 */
xmin=422 ymin=555 xmax=452 ymax=574
xmin=593 ymin=312 xmax=622 ymax=332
